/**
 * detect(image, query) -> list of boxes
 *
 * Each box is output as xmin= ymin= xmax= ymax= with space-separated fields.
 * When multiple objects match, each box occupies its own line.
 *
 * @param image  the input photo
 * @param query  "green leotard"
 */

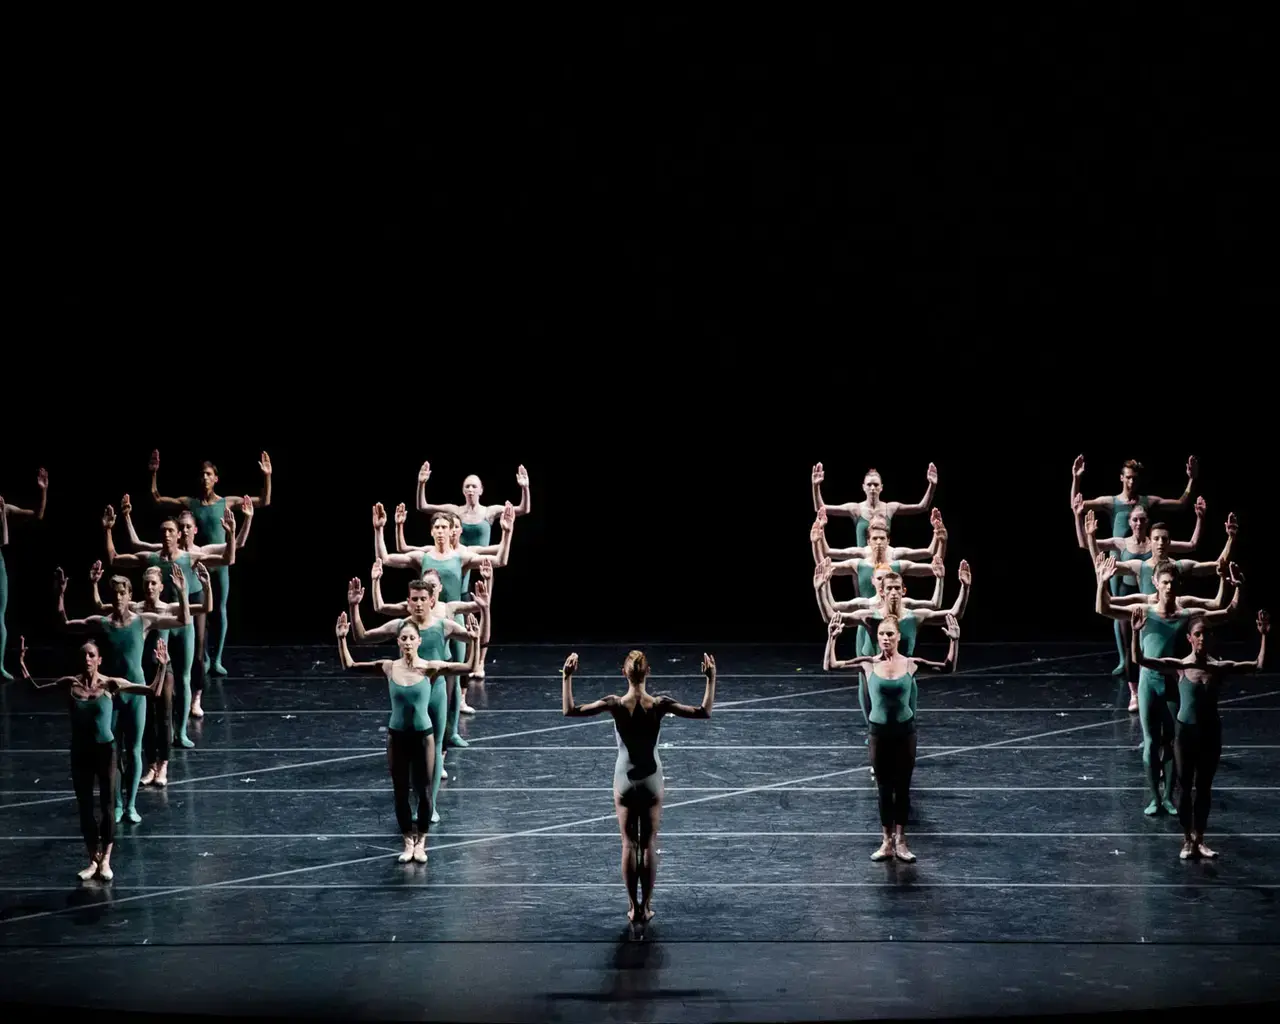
xmin=420 ymin=551 xmax=468 ymax=749
xmin=1107 ymin=496 xmax=1151 ymax=669
xmin=387 ymin=672 xmax=436 ymax=732
xmin=397 ymin=618 xmax=449 ymax=818
xmin=145 ymin=551 xmax=197 ymax=746
xmin=97 ymin=615 xmax=146 ymax=685
xmin=1176 ymin=672 xmax=1221 ymax=727
xmin=97 ymin=614 xmax=147 ymax=818
xmin=865 ymin=667 xmax=917 ymax=725
xmin=855 ymin=509 xmax=894 ymax=548
xmin=1137 ymin=607 xmax=1190 ymax=811
xmin=186 ymin=497 xmax=228 ymax=543
xmin=459 ymin=518 xmax=491 ymax=592
xmin=185 ymin=496 xmax=230 ymax=674
xmin=70 ymin=692 xmax=115 ymax=745
xmin=857 ymin=609 xmax=919 ymax=657
xmin=1111 ymin=495 xmax=1151 ymax=539
xmin=854 ymin=561 xmax=901 ymax=662
xmin=1139 ymin=610 xmax=1190 ymax=697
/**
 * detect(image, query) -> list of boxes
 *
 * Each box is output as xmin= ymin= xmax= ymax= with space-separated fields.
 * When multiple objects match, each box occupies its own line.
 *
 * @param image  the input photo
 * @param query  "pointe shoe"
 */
xmin=430 ymin=809 xmax=441 ymax=824
xmin=178 ymin=733 xmax=195 ymax=749
xmin=98 ymin=861 xmax=113 ymax=881
xmin=1179 ymin=839 xmax=1197 ymax=860
xmin=155 ymin=762 xmax=168 ymax=787
xmin=870 ymin=834 xmax=894 ymax=862
xmin=78 ymin=859 xmax=101 ymax=881
xmin=189 ymin=695 xmax=204 ymax=719
xmin=412 ymin=837 xmax=428 ymax=863
xmin=447 ymin=734 xmax=469 ymax=748
xmin=1113 ymin=661 xmax=1129 ymax=677
xmin=126 ymin=807 xmax=142 ymax=824
xmin=459 ymin=700 xmax=476 ymax=715
xmin=113 ymin=806 xmax=124 ymax=824
xmin=141 ymin=765 xmax=157 ymax=786
xmin=398 ymin=837 xmax=415 ymax=863
xmin=1161 ymin=799 xmax=1178 ymax=816
xmin=894 ymin=836 xmax=916 ymax=863
xmin=1143 ymin=799 xmax=1160 ymax=816
xmin=1127 ymin=693 xmax=1138 ymax=712
xmin=210 ymin=662 xmax=227 ymax=677
xmin=1195 ymin=839 xmax=1218 ymax=859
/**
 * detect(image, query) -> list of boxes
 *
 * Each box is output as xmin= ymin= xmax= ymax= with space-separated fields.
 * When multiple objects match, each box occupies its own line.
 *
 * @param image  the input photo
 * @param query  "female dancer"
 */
xmin=0 ymin=467 xmax=48 ymax=680
xmin=348 ymin=570 xmax=490 ymax=820
xmin=118 ymin=492 xmax=253 ymax=719
xmin=824 ymin=611 xmax=960 ymax=862
xmin=18 ymin=635 xmax=168 ymax=880
xmin=91 ymin=560 xmax=213 ymax=786
xmin=335 ymin=610 xmax=481 ymax=863
xmin=561 ymin=649 xmax=717 ymax=924
xmin=375 ymin=501 xmax=512 ymax=748
xmin=1096 ymin=554 xmax=1241 ymax=815
xmin=812 ymin=462 xmax=937 ymax=547
xmin=1130 ymin=606 xmax=1268 ymax=858
xmin=106 ymin=504 xmax=236 ymax=747
xmin=415 ymin=460 xmax=531 ymax=547
xmin=1070 ymin=454 xmax=1197 ymax=674
xmin=149 ymin=448 xmax=271 ymax=676
xmin=55 ymin=563 xmax=190 ymax=823
xmin=1073 ymin=493 xmax=1203 ymax=559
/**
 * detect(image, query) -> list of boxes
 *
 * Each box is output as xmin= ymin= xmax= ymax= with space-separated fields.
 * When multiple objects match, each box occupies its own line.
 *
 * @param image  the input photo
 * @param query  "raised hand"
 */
xmin=89 ymin=560 xmax=104 ymax=584
xmin=1259 ymin=610 xmax=1271 ymax=635
xmin=120 ymin=494 xmax=133 ymax=518
xmin=1194 ymin=495 xmax=1206 ymax=519
xmin=241 ymin=495 xmax=254 ymax=518
xmin=259 ymin=452 xmax=272 ymax=476
xmin=828 ymin=613 xmax=845 ymax=636
xmin=418 ymin=461 xmax=431 ymax=484
xmin=958 ymin=559 xmax=972 ymax=586
xmin=372 ymin=503 xmax=387 ymax=529
xmin=501 ymin=501 xmax=515 ymax=530
xmin=195 ymin=562 xmax=211 ymax=589
xmin=812 ymin=462 xmax=824 ymax=485
xmin=149 ymin=450 xmax=161 ymax=473
xmin=1130 ymin=606 xmax=1148 ymax=632
xmin=18 ymin=636 xmax=28 ymax=674
xmin=930 ymin=507 xmax=943 ymax=529
xmin=1072 ymin=454 xmax=1085 ymax=479
xmin=37 ymin=468 xmax=48 ymax=490
xmin=54 ymin=567 xmax=68 ymax=593
xmin=479 ymin=559 xmax=492 ymax=581
xmin=1095 ymin=552 xmax=1116 ymax=581
xmin=813 ymin=557 xmax=833 ymax=588
xmin=809 ymin=516 xmax=825 ymax=544
xmin=1084 ymin=509 xmax=1097 ymax=536
xmin=562 ymin=653 xmax=578 ymax=676
xmin=1228 ymin=562 xmax=1245 ymax=587
xmin=472 ymin=579 xmax=489 ymax=606
xmin=1072 ymin=493 xmax=1084 ymax=515
xmin=171 ymin=564 xmax=185 ymax=592
xmin=395 ymin=503 xmax=407 ymax=525
xmin=220 ymin=507 xmax=235 ymax=534
xmin=336 ymin=612 xmax=350 ymax=638
xmin=931 ymin=556 xmax=945 ymax=579
xmin=154 ymin=637 xmax=169 ymax=665
xmin=943 ymin=613 xmax=960 ymax=639
xmin=1187 ymin=455 xmax=1198 ymax=480
xmin=702 ymin=653 xmax=716 ymax=677
xmin=103 ymin=505 xmax=116 ymax=530
xmin=516 ymin=464 xmax=529 ymax=488
xmin=1225 ymin=512 xmax=1238 ymax=537
xmin=370 ymin=558 xmax=383 ymax=582
xmin=927 ymin=462 xmax=938 ymax=485
xmin=464 ymin=614 xmax=481 ymax=639
xmin=348 ymin=577 xmax=365 ymax=605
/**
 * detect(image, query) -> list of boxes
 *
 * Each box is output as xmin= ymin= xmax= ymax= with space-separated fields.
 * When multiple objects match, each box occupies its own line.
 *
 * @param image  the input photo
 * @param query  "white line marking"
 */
xmin=1 ymin=882 xmax=1277 ymax=891
xmin=7 ymin=831 xmax=1280 ymax=841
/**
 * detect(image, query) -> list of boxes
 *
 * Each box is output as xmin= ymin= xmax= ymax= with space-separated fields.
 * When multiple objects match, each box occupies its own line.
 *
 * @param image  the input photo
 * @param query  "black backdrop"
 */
xmin=6 ymin=15 xmax=1272 ymax=654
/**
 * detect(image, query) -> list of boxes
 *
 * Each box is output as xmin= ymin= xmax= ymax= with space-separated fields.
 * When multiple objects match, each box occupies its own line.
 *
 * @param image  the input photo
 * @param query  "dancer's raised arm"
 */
xmin=336 ymin=613 xmax=392 ymax=672
xmin=892 ymin=463 xmax=938 ymax=516
xmin=914 ymin=561 xmax=972 ymax=626
xmin=148 ymin=450 xmax=189 ymax=509
xmin=1070 ymin=454 xmax=1117 ymax=511
xmin=909 ymin=615 xmax=961 ymax=672
xmin=55 ymin=568 xmax=105 ymax=631
xmin=824 ymin=615 xmax=882 ymax=671
xmin=373 ymin=503 xmax=424 ymax=572
xmin=1 ymin=469 xmax=49 ymax=541
xmin=1168 ymin=497 xmax=1206 ymax=553
xmin=103 ymin=506 xmax=149 ymax=567
xmin=221 ymin=452 xmax=272 ymax=510
xmin=561 ymin=654 xmax=615 ymax=717
xmin=659 ymin=654 xmax=717 ymax=719
xmin=1147 ymin=455 xmax=1197 ymax=509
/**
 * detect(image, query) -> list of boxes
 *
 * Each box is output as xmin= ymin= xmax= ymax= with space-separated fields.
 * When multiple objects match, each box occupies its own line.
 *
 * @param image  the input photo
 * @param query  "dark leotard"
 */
xmin=612 ymin=698 xmax=665 ymax=806
xmin=1173 ymin=666 xmax=1224 ymax=837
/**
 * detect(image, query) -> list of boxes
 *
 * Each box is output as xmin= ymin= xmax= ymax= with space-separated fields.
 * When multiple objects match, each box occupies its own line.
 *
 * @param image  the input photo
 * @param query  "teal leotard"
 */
xmin=1107 ymin=496 xmax=1151 ymax=668
xmin=1176 ymin=672 xmax=1221 ymax=727
xmin=420 ymin=552 xmax=468 ymax=748
xmin=185 ymin=496 xmax=230 ymax=673
xmin=1137 ymin=607 xmax=1190 ymax=809
xmin=397 ymin=618 xmax=450 ymax=816
xmin=1139 ymin=609 xmax=1190 ymax=696
xmin=97 ymin=615 xmax=147 ymax=816
xmin=865 ymin=667 xmax=917 ymax=725
xmin=145 ymin=551 xmax=197 ymax=745
xmin=70 ymin=691 xmax=115 ymax=745
xmin=855 ymin=509 xmax=894 ymax=548
xmin=388 ymin=672 xmax=435 ymax=732
xmin=857 ymin=609 xmax=919 ymax=657
xmin=854 ymin=561 xmax=901 ymax=663
xmin=97 ymin=615 xmax=146 ymax=685
xmin=1111 ymin=495 xmax=1151 ymax=539
xmin=459 ymin=518 xmax=491 ymax=592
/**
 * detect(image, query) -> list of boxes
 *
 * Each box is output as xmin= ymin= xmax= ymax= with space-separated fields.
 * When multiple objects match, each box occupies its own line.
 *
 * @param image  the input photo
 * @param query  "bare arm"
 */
xmin=373 ymin=504 xmax=422 ymax=571
xmin=1094 ymin=557 xmax=1132 ymax=622
xmin=889 ymin=462 xmax=938 ymax=516
xmin=415 ymin=462 xmax=464 ymax=515
xmin=223 ymin=453 xmax=273 ymax=510
xmin=54 ymin=570 xmax=104 ymax=631
xmin=1169 ymin=497 xmax=1205 ymax=554
xmin=917 ymin=561 xmax=971 ymax=624
xmin=346 ymin=577 xmax=402 ymax=643
xmin=103 ymin=506 xmax=147 ymax=566
xmin=509 ymin=465 xmax=531 ymax=517
xmin=1070 ymin=455 xmax=1115 ymax=511
xmin=336 ymin=614 xmax=391 ymax=672
xmin=560 ymin=654 xmax=615 ymax=717
xmin=910 ymin=615 xmax=961 ymax=672
xmin=1217 ymin=612 xmax=1269 ymax=672
xmin=368 ymin=562 xmax=408 ymax=616
xmin=1177 ymin=571 xmax=1227 ymax=611
xmin=1128 ymin=611 xmax=1184 ymax=674
xmin=1147 ymin=455 xmax=1197 ymax=509
xmin=895 ymin=559 xmax=938 ymax=578
xmin=661 ymin=654 xmax=718 ymax=718
xmin=2 ymin=468 xmax=49 ymax=526
xmin=823 ymin=617 xmax=880 ymax=671
xmin=194 ymin=508 xmax=238 ymax=568
xmin=148 ymin=450 xmax=188 ymax=508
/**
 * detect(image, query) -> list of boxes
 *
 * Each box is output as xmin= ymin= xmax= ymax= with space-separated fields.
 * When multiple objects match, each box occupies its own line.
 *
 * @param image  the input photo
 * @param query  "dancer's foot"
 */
xmin=1127 ymin=693 xmax=1139 ymax=713
xmin=0 ymin=667 xmax=14 ymax=682
xmin=141 ymin=765 xmax=157 ymax=786
xmin=412 ymin=836 xmax=428 ymax=863
xmin=113 ymin=806 xmax=124 ymax=824
xmin=1195 ymin=839 xmax=1218 ymax=859
xmin=627 ymin=903 xmax=654 ymax=923
xmin=155 ymin=762 xmax=168 ymax=787
xmin=97 ymin=856 xmax=113 ymax=881
xmin=126 ymin=807 xmax=142 ymax=825
xmin=1113 ymin=660 xmax=1128 ymax=677
xmin=459 ymin=700 xmax=476 ymax=715
xmin=468 ymin=671 xmax=485 ymax=684
xmin=1144 ymin=799 xmax=1160 ymax=816
xmin=77 ymin=856 xmax=101 ymax=881
xmin=870 ymin=832 xmax=894 ymax=862
xmin=190 ymin=694 xmax=204 ymax=718
xmin=178 ymin=731 xmax=195 ymax=749
xmin=210 ymin=661 xmax=227 ymax=677
xmin=447 ymin=734 xmax=469 ymax=748
xmin=430 ymin=809 xmax=441 ymax=824
xmin=1180 ymin=838 xmax=1197 ymax=860
xmin=398 ymin=836 xmax=415 ymax=863
xmin=1161 ymin=799 xmax=1178 ymax=816
xmin=203 ymin=654 xmax=211 ymax=674
xmin=894 ymin=832 xmax=916 ymax=863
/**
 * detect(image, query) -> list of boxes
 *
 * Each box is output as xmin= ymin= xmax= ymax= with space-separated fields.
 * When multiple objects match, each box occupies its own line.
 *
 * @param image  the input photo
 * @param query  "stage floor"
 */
xmin=2 ymin=640 xmax=1279 ymax=1021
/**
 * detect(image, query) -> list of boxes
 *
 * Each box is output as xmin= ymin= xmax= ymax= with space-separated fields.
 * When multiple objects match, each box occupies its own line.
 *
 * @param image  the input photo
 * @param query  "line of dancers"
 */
xmin=810 ymin=462 xmax=971 ymax=863
xmin=1072 ymin=454 xmax=1268 ymax=858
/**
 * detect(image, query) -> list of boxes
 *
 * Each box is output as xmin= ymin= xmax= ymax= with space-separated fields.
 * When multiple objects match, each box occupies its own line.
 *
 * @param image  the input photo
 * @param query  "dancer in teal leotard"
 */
xmin=348 ymin=568 xmax=489 ymax=822
xmin=149 ymin=449 xmax=271 ymax=676
xmin=19 ymin=635 xmax=167 ymax=881
xmin=375 ymin=502 xmax=512 ymax=749
xmin=336 ymin=612 xmax=479 ymax=864
xmin=55 ymin=562 xmax=190 ymax=823
xmin=1131 ymin=609 xmax=1268 ymax=859
xmin=825 ymin=611 xmax=960 ymax=863
xmin=1099 ymin=510 xmax=1235 ymax=597
xmin=118 ymin=492 xmax=253 ymax=720
xmin=1096 ymin=554 xmax=1241 ymax=815
xmin=1071 ymin=454 xmax=1198 ymax=676
xmin=0 ymin=467 xmax=48 ymax=680
xmin=812 ymin=462 xmax=937 ymax=548
xmin=105 ymin=505 xmax=236 ymax=748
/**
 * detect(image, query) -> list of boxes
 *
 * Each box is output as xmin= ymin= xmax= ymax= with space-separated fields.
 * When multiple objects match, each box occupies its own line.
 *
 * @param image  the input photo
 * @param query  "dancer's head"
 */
xmin=448 ymin=513 xmax=463 ymax=546
xmin=878 ymin=572 xmax=905 ymax=610
xmin=623 ymin=650 xmax=649 ymax=686
xmin=80 ymin=641 xmax=101 ymax=674
xmin=406 ymin=579 xmax=438 ymax=619
xmin=1187 ymin=617 xmax=1211 ymax=657
xmin=1128 ymin=505 xmax=1150 ymax=540
xmin=462 ymin=475 xmax=483 ymax=506
xmin=200 ymin=460 xmax=219 ymax=495
xmin=142 ymin=567 xmax=164 ymax=603
xmin=876 ymin=615 xmax=902 ymax=657
xmin=1149 ymin=523 xmax=1172 ymax=560
xmin=1119 ymin=459 xmax=1143 ymax=496
xmin=429 ymin=512 xmax=452 ymax=546
xmin=178 ymin=510 xmax=199 ymax=546
xmin=866 ymin=521 xmax=891 ymax=562
xmin=396 ymin=620 xmax=422 ymax=659
xmin=862 ymin=469 xmax=883 ymax=502
xmin=160 ymin=519 xmax=180 ymax=554
xmin=1152 ymin=559 xmax=1181 ymax=602
xmin=109 ymin=575 xmax=132 ymax=613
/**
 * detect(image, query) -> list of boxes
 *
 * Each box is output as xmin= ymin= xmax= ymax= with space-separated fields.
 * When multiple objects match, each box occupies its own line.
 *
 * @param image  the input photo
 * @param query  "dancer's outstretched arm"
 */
xmin=1128 ymin=610 xmax=1183 ymax=676
xmin=1147 ymin=455 xmax=1197 ymax=509
xmin=424 ymin=615 xmax=482 ymax=677
xmin=660 ymin=654 xmax=717 ymax=718
xmin=148 ymin=450 xmax=189 ymax=509
xmin=373 ymin=503 xmax=424 ymax=572
xmin=54 ymin=569 xmax=104 ymax=631
xmin=221 ymin=452 xmax=272 ymax=510
xmin=369 ymin=561 xmax=407 ymax=616
xmin=561 ymin=654 xmax=615 ymax=716
xmin=1192 ymin=568 xmax=1244 ymax=625
xmin=888 ymin=463 xmax=938 ymax=517
xmin=1169 ymin=497 xmax=1206 ymax=553
xmin=19 ymin=636 xmax=169 ymax=695
xmin=909 ymin=615 xmax=961 ymax=672
xmin=914 ymin=561 xmax=972 ymax=625
xmin=1177 ymin=565 xmax=1229 ymax=610
xmin=1 ymin=469 xmax=49 ymax=543
xmin=484 ymin=465 xmax=530 ymax=519
xmin=346 ymin=577 xmax=404 ymax=644
xmin=1070 ymin=455 xmax=1116 ymax=512
xmin=103 ymin=506 xmax=149 ymax=567
xmin=187 ymin=509 xmax=239 ymax=568
xmin=336 ymin=613 xmax=392 ymax=672
xmin=823 ymin=616 xmax=881 ymax=671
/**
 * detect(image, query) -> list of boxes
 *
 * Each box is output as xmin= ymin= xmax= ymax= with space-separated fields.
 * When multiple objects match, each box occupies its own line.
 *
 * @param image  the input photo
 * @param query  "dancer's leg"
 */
xmin=115 ymin=695 xmax=146 ymax=822
xmin=95 ymin=741 xmax=117 ymax=879
xmin=1137 ymin=671 xmax=1165 ymax=814
xmin=411 ymin=732 xmax=432 ymax=863
xmin=207 ymin=566 xmax=231 ymax=675
xmin=615 ymin=795 xmax=641 ymax=920
xmin=0 ymin=552 xmax=10 ymax=681
xmin=71 ymin=743 xmax=101 ymax=876
xmin=387 ymin=729 xmax=415 ymax=860
xmin=1194 ymin=721 xmax=1223 ymax=857
xmin=868 ymin=731 xmax=896 ymax=860
xmin=427 ymin=678 xmax=447 ymax=822
xmin=636 ymin=796 xmax=661 ymax=921
xmin=1159 ymin=695 xmax=1179 ymax=814
xmin=1110 ymin=575 xmax=1134 ymax=679
xmin=892 ymin=729 xmax=918 ymax=862
xmin=172 ymin=623 xmax=196 ymax=748
xmin=1173 ymin=720 xmax=1196 ymax=852
xmin=190 ymin=610 xmax=207 ymax=716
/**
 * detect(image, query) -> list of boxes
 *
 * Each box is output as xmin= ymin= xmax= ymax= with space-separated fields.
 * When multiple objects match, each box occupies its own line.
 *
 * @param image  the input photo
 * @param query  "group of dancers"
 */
xmin=1071 ymin=454 xmax=1268 ymax=859
xmin=809 ymin=462 xmax=971 ymax=863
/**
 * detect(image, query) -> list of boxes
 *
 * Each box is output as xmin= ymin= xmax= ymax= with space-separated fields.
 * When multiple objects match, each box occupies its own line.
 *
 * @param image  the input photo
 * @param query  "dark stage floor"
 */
xmin=1 ymin=640 xmax=1279 ymax=1021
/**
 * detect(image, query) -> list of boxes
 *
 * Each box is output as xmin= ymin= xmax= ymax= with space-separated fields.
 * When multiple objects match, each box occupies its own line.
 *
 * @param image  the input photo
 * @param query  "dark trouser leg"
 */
xmin=410 ymin=731 xmax=432 ymax=833
xmin=143 ymin=671 xmax=174 ymax=764
xmin=95 ymin=742 xmax=117 ymax=849
xmin=869 ymin=733 xmax=897 ymax=827
xmin=1195 ymin=721 xmax=1222 ymax=836
xmin=71 ymin=743 xmax=100 ymax=853
xmin=893 ymin=729 xmax=918 ymax=827
xmin=387 ymin=729 xmax=414 ymax=836
xmin=192 ymin=611 xmax=207 ymax=696
xmin=1174 ymin=721 xmax=1197 ymax=835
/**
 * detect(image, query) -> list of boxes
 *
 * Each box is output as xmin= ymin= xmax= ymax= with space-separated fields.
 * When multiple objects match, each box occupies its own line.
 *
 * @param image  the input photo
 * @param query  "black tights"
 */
xmin=869 ymin=726 xmax=917 ymax=828
xmin=72 ymin=741 xmax=116 ymax=851
xmin=387 ymin=728 xmax=432 ymax=837
xmin=1174 ymin=720 xmax=1222 ymax=837
xmin=143 ymin=670 xmax=174 ymax=764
